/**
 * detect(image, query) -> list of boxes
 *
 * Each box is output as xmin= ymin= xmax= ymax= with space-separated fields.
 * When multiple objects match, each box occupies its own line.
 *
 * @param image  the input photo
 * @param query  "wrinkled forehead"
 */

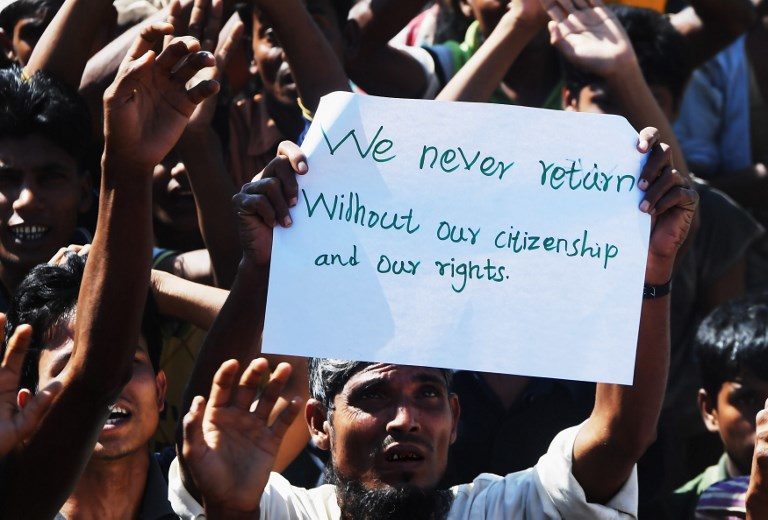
xmin=341 ymin=363 xmax=450 ymax=392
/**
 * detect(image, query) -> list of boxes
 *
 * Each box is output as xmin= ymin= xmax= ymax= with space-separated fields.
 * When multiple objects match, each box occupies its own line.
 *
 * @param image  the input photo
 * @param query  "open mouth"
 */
xmin=9 ymin=224 xmax=49 ymax=242
xmin=104 ymin=404 xmax=132 ymax=428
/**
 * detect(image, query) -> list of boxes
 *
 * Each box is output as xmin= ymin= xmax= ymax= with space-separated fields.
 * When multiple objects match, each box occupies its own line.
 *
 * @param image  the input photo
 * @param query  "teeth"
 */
xmin=10 ymin=225 xmax=48 ymax=241
xmin=388 ymin=453 xmax=419 ymax=461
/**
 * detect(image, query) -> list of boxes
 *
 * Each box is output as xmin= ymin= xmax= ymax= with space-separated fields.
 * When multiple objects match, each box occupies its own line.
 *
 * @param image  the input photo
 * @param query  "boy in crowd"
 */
xmin=656 ymin=295 xmax=768 ymax=518
xmin=0 ymin=0 xmax=61 ymax=66
xmin=0 ymin=69 xmax=93 ymax=312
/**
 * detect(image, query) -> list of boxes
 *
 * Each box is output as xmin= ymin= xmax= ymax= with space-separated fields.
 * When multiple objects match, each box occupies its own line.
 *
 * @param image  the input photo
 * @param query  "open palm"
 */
xmin=541 ymin=0 xmax=636 ymax=77
xmin=103 ymin=22 xmax=219 ymax=168
xmin=182 ymin=359 xmax=302 ymax=513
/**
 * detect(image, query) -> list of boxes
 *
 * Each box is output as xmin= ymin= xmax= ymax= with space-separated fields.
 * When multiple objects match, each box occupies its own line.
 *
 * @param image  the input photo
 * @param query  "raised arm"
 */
xmin=177 ymin=141 xmax=311 ymax=501
xmin=253 ymin=0 xmax=349 ymax=113
xmin=543 ymin=0 xmax=690 ymax=175
xmin=345 ymin=0 xmax=434 ymax=98
xmin=573 ymin=128 xmax=697 ymax=502
xmin=670 ymin=0 xmax=756 ymax=69
xmin=3 ymin=24 xmax=218 ymax=518
xmin=437 ymin=0 xmax=547 ymax=102
xmin=747 ymin=399 xmax=768 ymax=519
xmin=23 ymin=0 xmax=115 ymax=88
xmin=175 ymin=2 xmax=244 ymax=288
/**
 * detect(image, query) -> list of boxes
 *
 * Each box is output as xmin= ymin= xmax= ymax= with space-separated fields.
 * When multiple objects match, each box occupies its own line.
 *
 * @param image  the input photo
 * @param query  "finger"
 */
xmin=0 ymin=314 xmax=6 ymax=347
xmin=232 ymin=358 xmax=269 ymax=411
xmin=555 ymin=0 xmax=577 ymax=15
xmin=639 ymin=166 xmax=678 ymax=214
xmin=637 ymin=127 xmax=660 ymax=154
xmin=638 ymin=142 xmax=671 ymax=191
xmin=651 ymin=186 xmax=698 ymax=217
xmin=202 ymin=0 xmax=223 ymax=52
xmin=276 ymin=140 xmax=308 ymax=175
xmin=182 ymin=395 xmax=207 ymax=460
xmin=545 ymin=2 xmax=567 ymax=23
xmin=233 ymin=192 xmax=277 ymax=228
xmin=571 ymin=0 xmax=589 ymax=10
xmin=187 ymin=78 xmax=220 ymax=104
xmin=171 ymin=50 xmax=215 ymax=84
xmin=156 ymin=36 xmax=201 ymax=74
xmin=269 ymin=397 xmax=303 ymax=440
xmin=1 ymin=325 xmax=32 ymax=379
xmin=252 ymin=362 xmax=292 ymax=422
xmin=164 ymin=0 xmax=183 ymax=47
xmin=207 ymin=359 xmax=240 ymax=408
xmin=129 ymin=22 xmax=174 ymax=60
xmin=215 ymin=19 xmax=244 ymax=71
xmin=77 ymin=244 xmax=92 ymax=257
xmin=187 ymin=0 xmax=208 ymax=42
xmin=246 ymin=176 xmax=292 ymax=227
xmin=48 ymin=247 xmax=68 ymax=265
xmin=13 ymin=380 xmax=61 ymax=440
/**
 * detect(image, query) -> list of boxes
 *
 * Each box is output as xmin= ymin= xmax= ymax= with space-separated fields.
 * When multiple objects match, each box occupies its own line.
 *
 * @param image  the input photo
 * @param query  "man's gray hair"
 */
xmin=307 ymin=358 xmax=454 ymax=410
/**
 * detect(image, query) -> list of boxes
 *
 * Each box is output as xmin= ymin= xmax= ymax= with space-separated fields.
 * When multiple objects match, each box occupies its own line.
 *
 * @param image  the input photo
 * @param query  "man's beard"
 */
xmin=325 ymin=462 xmax=454 ymax=520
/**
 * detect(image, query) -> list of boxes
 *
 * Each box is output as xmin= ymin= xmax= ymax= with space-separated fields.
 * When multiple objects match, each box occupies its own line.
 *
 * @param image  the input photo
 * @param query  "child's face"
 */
xmin=3 ymin=9 xmax=55 ymax=65
xmin=699 ymin=370 xmax=768 ymax=475
xmin=251 ymin=0 xmax=346 ymax=107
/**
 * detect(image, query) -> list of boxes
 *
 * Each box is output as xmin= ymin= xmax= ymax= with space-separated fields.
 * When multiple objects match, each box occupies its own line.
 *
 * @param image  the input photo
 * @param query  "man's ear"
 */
xmin=457 ymin=0 xmax=474 ymax=19
xmin=0 ymin=28 xmax=13 ymax=61
xmin=562 ymin=85 xmax=578 ymax=112
xmin=698 ymin=388 xmax=720 ymax=433
xmin=17 ymin=388 xmax=32 ymax=409
xmin=78 ymin=172 xmax=93 ymax=214
xmin=449 ymin=393 xmax=460 ymax=444
xmin=155 ymin=370 xmax=168 ymax=413
xmin=306 ymin=398 xmax=330 ymax=451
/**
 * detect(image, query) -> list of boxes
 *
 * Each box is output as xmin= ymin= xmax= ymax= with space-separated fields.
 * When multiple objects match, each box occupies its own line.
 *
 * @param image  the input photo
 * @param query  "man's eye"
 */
xmin=421 ymin=386 xmax=441 ymax=398
xmin=264 ymin=27 xmax=279 ymax=45
xmin=360 ymin=390 xmax=384 ymax=400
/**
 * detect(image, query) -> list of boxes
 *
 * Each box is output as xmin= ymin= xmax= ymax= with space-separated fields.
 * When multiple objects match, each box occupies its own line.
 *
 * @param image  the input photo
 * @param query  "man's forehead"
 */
xmin=344 ymin=364 xmax=448 ymax=388
xmin=0 ymin=136 xmax=77 ymax=170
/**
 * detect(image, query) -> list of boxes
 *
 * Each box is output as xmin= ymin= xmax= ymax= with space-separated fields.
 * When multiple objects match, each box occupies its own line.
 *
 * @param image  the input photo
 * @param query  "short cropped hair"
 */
xmin=308 ymin=358 xmax=454 ymax=410
xmin=4 ymin=253 xmax=163 ymax=390
xmin=0 ymin=67 xmax=92 ymax=170
xmin=696 ymin=294 xmax=768 ymax=399
xmin=563 ymin=5 xmax=691 ymax=109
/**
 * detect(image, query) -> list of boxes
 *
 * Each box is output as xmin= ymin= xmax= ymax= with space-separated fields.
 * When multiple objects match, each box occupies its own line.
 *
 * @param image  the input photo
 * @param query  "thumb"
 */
xmin=182 ymin=395 xmax=207 ymax=461
xmin=13 ymin=380 xmax=61 ymax=441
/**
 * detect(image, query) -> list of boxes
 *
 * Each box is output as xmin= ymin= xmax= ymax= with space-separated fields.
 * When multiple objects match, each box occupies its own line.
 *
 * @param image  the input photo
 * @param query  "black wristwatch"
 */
xmin=643 ymin=279 xmax=672 ymax=299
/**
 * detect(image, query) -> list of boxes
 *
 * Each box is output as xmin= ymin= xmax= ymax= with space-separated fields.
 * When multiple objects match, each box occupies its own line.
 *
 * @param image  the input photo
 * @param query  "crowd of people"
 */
xmin=0 ymin=0 xmax=765 ymax=517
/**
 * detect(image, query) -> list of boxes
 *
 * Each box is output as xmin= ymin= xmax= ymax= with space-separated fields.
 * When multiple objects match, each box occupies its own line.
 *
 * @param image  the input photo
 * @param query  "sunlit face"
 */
xmin=152 ymin=150 xmax=199 ymax=236
xmin=34 ymin=318 xmax=166 ymax=460
xmin=700 ymin=370 xmax=768 ymax=476
xmin=312 ymin=364 xmax=459 ymax=491
xmin=0 ymin=136 xmax=90 ymax=272
xmin=251 ymin=0 xmax=346 ymax=106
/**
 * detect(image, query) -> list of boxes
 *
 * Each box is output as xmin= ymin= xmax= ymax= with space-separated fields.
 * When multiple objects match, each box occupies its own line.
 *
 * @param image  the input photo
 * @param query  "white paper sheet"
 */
xmin=263 ymin=92 xmax=650 ymax=384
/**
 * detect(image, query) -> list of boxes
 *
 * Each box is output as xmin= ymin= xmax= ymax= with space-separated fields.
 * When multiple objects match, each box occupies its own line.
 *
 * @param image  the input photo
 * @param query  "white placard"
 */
xmin=263 ymin=92 xmax=650 ymax=384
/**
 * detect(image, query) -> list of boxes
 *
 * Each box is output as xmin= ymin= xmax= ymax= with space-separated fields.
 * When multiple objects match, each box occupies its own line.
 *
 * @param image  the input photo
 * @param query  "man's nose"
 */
xmin=12 ymin=184 xmax=42 ymax=212
xmin=386 ymin=403 xmax=421 ymax=433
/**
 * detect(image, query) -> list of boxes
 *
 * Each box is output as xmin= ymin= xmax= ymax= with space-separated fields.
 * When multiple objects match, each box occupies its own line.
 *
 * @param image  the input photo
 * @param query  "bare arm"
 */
xmin=4 ymin=25 xmax=219 ymax=517
xmin=573 ymin=129 xmax=697 ymax=502
xmin=345 ymin=0 xmax=433 ymax=98
xmin=151 ymin=270 xmax=228 ymax=330
xmin=437 ymin=3 xmax=546 ymax=102
xmin=747 ymin=399 xmax=768 ymax=519
xmin=22 ymin=0 xmax=114 ymax=88
xmin=255 ymin=0 xmax=349 ymax=113
xmin=670 ymin=0 xmax=756 ymax=69
xmin=176 ymin=5 xmax=243 ymax=288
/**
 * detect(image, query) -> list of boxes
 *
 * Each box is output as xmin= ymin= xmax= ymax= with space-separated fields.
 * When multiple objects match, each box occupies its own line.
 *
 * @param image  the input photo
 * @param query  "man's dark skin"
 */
xmin=0 ymin=19 xmax=219 ymax=518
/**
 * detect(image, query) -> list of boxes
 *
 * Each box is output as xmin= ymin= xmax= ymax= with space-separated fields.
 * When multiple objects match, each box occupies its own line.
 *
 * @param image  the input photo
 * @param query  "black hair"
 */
xmin=563 ymin=5 xmax=691 ymax=109
xmin=0 ymin=0 xmax=62 ymax=34
xmin=695 ymin=294 xmax=768 ymax=399
xmin=0 ymin=66 xmax=92 ymax=171
xmin=3 ymin=253 xmax=163 ymax=391
xmin=246 ymin=0 xmax=352 ymax=35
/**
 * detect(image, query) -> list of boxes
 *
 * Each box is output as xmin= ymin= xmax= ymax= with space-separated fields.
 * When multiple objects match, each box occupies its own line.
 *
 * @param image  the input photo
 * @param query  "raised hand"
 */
xmin=747 ymin=399 xmax=768 ymax=519
xmin=232 ymin=141 xmax=308 ymax=266
xmin=540 ymin=0 xmax=636 ymax=77
xmin=103 ymin=22 xmax=220 ymax=169
xmin=0 ymin=317 xmax=61 ymax=457
xmin=181 ymin=358 xmax=302 ymax=515
xmin=635 ymin=127 xmax=697 ymax=283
